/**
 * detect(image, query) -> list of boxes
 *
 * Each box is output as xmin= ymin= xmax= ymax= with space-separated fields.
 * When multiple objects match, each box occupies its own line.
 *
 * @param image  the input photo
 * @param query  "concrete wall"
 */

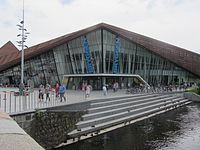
xmin=47 ymin=101 xmax=91 ymax=111
xmin=0 ymin=110 xmax=44 ymax=150
xmin=11 ymin=112 xmax=35 ymax=135
xmin=12 ymin=110 xmax=86 ymax=150
xmin=184 ymin=92 xmax=200 ymax=102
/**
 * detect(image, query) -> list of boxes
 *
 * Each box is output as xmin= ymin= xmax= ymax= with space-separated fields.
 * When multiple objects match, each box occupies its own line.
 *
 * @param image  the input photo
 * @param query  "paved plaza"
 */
xmin=0 ymin=87 xmax=128 ymax=114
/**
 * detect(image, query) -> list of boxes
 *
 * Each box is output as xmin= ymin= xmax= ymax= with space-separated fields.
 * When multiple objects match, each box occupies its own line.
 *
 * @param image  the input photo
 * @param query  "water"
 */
xmin=55 ymin=103 xmax=200 ymax=150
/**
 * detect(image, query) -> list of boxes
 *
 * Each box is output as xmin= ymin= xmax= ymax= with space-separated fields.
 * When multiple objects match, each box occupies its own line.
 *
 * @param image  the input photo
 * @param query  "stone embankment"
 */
xmin=12 ymin=110 xmax=86 ymax=149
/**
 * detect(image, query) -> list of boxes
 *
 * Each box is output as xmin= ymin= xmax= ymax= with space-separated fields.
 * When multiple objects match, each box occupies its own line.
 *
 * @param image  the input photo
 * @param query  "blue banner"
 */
xmin=113 ymin=37 xmax=120 ymax=73
xmin=83 ymin=36 xmax=94 ymax=73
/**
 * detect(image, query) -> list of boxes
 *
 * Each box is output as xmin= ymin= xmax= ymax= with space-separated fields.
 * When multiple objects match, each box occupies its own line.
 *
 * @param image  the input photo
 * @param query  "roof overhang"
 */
xmin=63 ymin=74 xmax=149 ymax=86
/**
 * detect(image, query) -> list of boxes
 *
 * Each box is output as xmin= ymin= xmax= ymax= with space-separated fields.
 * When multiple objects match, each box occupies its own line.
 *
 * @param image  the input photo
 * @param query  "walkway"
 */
xmin=0 ymin=87 xmax=128 ymax=114
xmin=0 ymin=109 xmax=44 ymax=150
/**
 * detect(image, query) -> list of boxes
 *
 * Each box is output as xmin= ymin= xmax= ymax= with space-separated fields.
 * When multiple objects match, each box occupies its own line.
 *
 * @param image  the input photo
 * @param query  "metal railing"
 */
xmin=126 ymin=85 xmax=186 ymax=94
xmin=0 ymin=90 xmax=67 ymax=114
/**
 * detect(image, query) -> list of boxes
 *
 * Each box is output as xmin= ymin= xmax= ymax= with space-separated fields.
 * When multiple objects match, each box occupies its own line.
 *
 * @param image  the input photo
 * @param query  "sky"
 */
xmin=0 ymin=0 xmax=200 ymax=54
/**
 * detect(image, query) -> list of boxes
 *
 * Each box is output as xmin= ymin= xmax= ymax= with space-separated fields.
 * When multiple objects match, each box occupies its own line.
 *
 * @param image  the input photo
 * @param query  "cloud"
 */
xmin=0 ymin=0 xmax=6 ymax=5
xmin=0 ymin=0 xmax=199 ymax=54
xmin=59 ymin=0 xmax=75 ymax=5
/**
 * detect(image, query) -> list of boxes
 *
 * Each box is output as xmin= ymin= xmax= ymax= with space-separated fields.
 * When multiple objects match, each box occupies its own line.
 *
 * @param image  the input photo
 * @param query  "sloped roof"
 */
xmin=0 ymin=23 xmax=200 ymax=77
xmin=0 ymin=41 xmax=20 ymax=71
xmin=0 ymin=41 xmax=19 ymax=54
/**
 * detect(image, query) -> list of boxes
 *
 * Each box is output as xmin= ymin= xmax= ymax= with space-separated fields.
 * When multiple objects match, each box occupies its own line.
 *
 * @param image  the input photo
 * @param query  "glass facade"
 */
xmin=0 ymin=29 xmax=198 ymax=89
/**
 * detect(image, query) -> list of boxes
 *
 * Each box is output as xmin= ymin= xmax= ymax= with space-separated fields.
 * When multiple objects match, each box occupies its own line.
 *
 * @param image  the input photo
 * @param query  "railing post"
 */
xmin=19 ymin=94 xmax=21 ymax=112
xmin=14 ymin=92 xmax=17 ymax=113
xmin=28 ymin=91 xmax=31 ymax=109
xmin=21 ymin=91 xmax=26 ymax=111
xmin=0 ymin=93 xmax=1 ymax=110
xmin=3 ymin=91 xmax=7 ymax=113
xmin=9 ymin=92 xmax=12 ymax=113
xmin=31 ymin=91 xmax=33 ymax=109
xmin=34 ymin=91 xmax=36 ymax=109
xmin=24 ymin=91 xmax=27 ymax=111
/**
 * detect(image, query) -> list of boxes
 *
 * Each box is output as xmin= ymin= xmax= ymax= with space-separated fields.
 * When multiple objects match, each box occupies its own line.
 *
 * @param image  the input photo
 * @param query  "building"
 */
xmin=0 ymin=23 xmax=199 ymax=89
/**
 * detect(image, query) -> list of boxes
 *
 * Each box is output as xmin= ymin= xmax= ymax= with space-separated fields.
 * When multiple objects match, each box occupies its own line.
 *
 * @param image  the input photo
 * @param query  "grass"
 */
xmin=187 ymin=88 xmax=199 ymax=95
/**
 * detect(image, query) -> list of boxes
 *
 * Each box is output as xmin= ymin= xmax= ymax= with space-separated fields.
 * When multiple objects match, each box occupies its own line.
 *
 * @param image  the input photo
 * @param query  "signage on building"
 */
xmin=113 ymin=37 xmax=120 ymax=73
xmin=83 ymin=36 xmax=94 ymax=73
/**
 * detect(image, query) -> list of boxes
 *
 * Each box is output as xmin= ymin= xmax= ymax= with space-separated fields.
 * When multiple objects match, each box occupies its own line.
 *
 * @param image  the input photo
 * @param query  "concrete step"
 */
xmin=88 ymin=94 xmax=175 ymax=114
xmin=68 ymin=98 xmax=190 ymax=138
xmin=77 ymin=96 xmax=183 ymax=129
xmin=89 ymin=93 xmax=151 ymax=104
xmin=83 ymin=95 xmax=176 ymax=121
xmin=90 ymin=94 xmax=160 ymax=108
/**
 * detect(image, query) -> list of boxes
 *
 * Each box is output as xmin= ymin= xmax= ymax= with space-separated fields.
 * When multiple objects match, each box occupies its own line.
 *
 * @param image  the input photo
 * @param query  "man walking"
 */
xmin=60 ymin=84 xmax=66 ymax=102
xmin=45 ymin=84 xmax=51 ymax=101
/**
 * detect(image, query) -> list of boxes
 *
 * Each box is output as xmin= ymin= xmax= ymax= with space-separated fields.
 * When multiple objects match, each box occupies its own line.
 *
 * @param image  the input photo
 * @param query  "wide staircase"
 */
xmin=68 ymin=93 xmax=191 ymax=138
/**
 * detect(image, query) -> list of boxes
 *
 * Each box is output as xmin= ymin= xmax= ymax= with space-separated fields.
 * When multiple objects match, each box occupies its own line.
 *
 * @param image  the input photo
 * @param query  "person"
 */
xmin=105 ymin=84 xmax=109 ymax=93
xmin=51 ymin=87 xmax=55 ymax=96
xmin=102 ymin=85 xmax=107 ymax=96
xmin=55 ymin=83 xmax=60 ymax=98
xmin=127 ymin=82 xmax=131 ymax=89
xmin=113 ymin=82 xmax=117 ymax=92
xmin=81 ymin=82 xmax=85 ymax=91
xmin=121 ymin=82 xmax=124 ymax=89
xmin=45 ymin=84 xmax=51 ymax=101
xmin=39 ymin=84 xmax=45 ymax=101
xmin=85 ymin=84 xmax=91 ymax=98
xmin=60 ymin=84 xmax=66 ymax=102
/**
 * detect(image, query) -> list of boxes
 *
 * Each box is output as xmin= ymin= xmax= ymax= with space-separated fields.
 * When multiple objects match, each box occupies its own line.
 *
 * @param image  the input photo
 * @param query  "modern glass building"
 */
xmin=0 ymin=23 xmax=199 ymax=89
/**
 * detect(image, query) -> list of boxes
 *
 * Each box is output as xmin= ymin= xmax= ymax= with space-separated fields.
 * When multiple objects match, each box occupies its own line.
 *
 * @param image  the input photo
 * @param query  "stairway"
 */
xmin=68 ymin=93 xmax=191 ymax=138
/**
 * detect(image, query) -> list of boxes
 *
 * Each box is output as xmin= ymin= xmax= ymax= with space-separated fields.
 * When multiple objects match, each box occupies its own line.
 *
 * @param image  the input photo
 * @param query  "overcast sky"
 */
xmin=0 ymin=0 xmax=199 ymax=54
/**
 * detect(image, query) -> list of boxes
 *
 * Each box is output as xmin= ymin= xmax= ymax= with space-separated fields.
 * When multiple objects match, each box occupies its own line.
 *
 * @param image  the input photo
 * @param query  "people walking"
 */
xmin=60 ymin=84 xmax=66 ymax=102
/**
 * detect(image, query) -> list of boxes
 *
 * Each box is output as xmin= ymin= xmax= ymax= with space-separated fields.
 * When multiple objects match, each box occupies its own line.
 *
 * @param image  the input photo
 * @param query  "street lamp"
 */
xmin=16 ymin=0 xmax=29 ymax=91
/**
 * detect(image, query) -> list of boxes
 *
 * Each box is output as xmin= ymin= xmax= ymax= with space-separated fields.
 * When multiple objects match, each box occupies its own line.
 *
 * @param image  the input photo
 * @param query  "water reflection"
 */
xmin=55 ymin=103 xmax=200 ymax=150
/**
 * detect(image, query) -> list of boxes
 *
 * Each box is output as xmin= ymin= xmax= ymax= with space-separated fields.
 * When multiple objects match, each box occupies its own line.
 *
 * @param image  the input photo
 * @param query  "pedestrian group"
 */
xmin=38 ymin=83 xmax=66 ymax=102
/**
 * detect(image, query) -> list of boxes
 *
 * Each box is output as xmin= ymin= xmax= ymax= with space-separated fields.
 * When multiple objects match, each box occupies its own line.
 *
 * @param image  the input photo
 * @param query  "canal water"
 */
xmin=56 ymin=103 xmax=200 ymax=150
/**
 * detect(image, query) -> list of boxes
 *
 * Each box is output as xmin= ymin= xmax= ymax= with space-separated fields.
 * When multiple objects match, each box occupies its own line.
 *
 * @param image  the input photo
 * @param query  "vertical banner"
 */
xmin=83 ymin=36 xmax=94 ymax=73
xmin=113 ymin=37 xmax=120 ymax=73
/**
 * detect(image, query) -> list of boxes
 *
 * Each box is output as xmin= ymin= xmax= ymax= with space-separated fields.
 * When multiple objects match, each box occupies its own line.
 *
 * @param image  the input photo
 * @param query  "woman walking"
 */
xmin=85 ymin=84 xmax=91 ymax=98
xmin=55 ymin=83 xmax=60 ymax=99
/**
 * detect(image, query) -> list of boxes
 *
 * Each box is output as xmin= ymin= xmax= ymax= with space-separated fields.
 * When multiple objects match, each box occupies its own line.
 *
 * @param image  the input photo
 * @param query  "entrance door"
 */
xmin=83 ymin=77 xmax=101 ymax=90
